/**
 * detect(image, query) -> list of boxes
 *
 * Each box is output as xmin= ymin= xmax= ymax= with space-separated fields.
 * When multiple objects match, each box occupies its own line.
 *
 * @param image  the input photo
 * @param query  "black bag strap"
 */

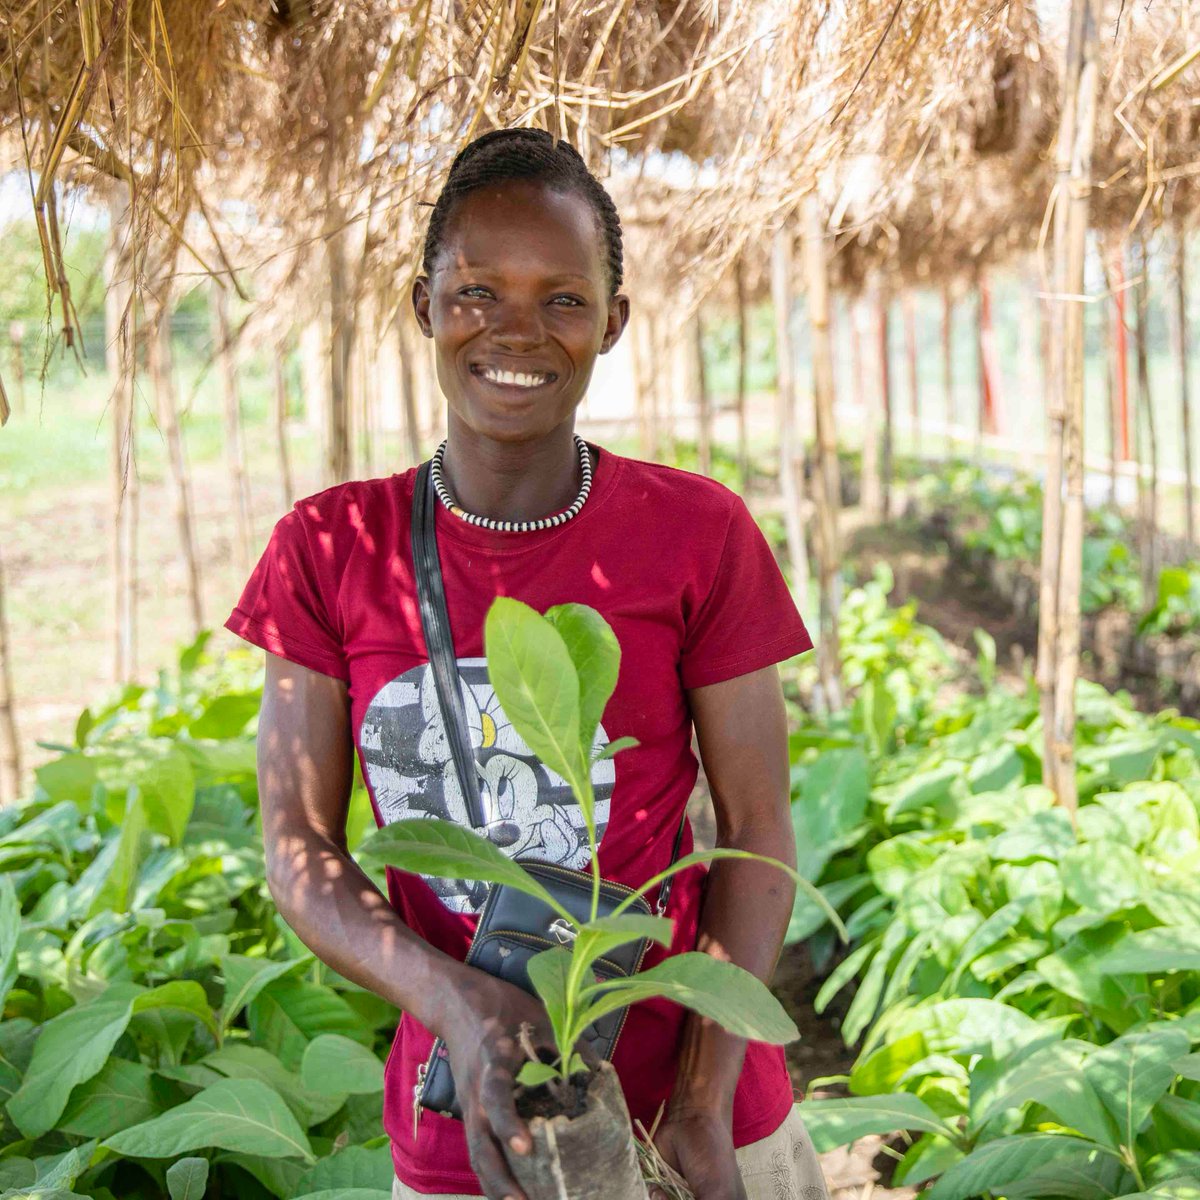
xmin=412 ymin=461 xmax=486 ymax=830
xmin=410 ymin=459 xmax=688 ymax=914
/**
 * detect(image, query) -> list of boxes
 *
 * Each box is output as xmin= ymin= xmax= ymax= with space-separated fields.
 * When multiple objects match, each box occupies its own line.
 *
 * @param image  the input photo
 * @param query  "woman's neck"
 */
xmin=438 ymin=424 xmax=594 ymax=524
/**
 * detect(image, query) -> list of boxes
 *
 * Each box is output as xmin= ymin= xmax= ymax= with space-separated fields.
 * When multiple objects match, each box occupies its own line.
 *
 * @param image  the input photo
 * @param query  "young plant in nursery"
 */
xmin=360 ymin=597 xmax=846 ymax=1200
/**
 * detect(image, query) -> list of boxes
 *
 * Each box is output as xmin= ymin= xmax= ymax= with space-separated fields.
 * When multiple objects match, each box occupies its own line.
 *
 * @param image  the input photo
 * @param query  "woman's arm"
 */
xmin=258 ymin=652 xmax=553 ymax=1200
xmin=651 ymin=663 xmax=797 ymax=1200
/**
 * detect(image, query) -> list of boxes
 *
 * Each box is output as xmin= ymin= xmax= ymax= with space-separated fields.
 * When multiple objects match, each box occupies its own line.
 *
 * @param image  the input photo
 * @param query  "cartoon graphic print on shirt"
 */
xmin=359 ymin=657 xmax=614 ymax=914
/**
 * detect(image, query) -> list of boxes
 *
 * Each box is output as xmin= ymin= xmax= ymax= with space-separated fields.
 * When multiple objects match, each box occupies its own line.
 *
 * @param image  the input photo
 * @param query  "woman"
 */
xmin=226 ymin=128 xmax=831 ymax=1200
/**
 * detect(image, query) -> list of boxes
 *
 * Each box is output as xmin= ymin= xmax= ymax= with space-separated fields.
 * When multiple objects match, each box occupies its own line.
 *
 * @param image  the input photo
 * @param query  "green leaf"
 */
xmin=572 ymin=914 xmax=674 ymax=972
xmin=925 ymin=1135 xmax=1107 ymax=1200
xmin=0 ymin=874 xmax=19 ymax=1006
xmin=104 ymin=1078 xmax=315 ymax=1162
xmin=222 ymin=954 xmax=312 ymax=1032
xmin=58 ymin=1057 xmax=160 ymax=1137
xmin=612 ymin=848 xmax=848 ymax=941
xmin=88 ymin=790 xmax=149 ymax=917
xmin=974 ymin=1039 xmax=1116 ymax=1146
xmin=892 ymin=1134 xmax=965 ymax=1188
xmin=8 ymin=984 xmax=141 ymax=1138
xmin=359 ymin=819 xmax=571 ymax=924
xmin=93 ymin=740 xmax=195 ymax=845
xmin=291 ymin=1191 xmax=392 ymax=1200
xmin=1061 ymin=841 xmax=1147 ymax=911
xmin=484 ymin=597 xmax=586 ymax=796
xmin=300 ymin=1035 xmax=385 ymax=1095
xmin=166 ymin=1157 xmax=209 ymax=1200
xmin=516 ymin=1061 xmax=561 ymax=1087
xmin=189 ymin=693 xmax=261 ymax=740
xmin=795 ymin=1093 xmax=958 ymax=1154
xmin=34 ymin=754 xmax=98 ymax=808
xmin=527 ymin=947 xmax=574 ymax=1053
xmin=544 ymin=603 xmax=620 ymax=756
xmin=1093 ymin=928 xmax=1200 ymax=975
xmin=1084 ymin=1028 xmax=1192 ymax=1149
xmin=296 ymin=1145 xmax=396 ymax=1192
xmin=988 ymin=808 xmax=1076 ymax=862
xmin=204 ymin=1044 xmax=345 ymax=1127
xmin=594 ymin=736 xmax=638 ymax=762
xmin=577 ymin=953 xmax=798 ymax=1044
xmin=247 ymin=979 xmax=373 ymax=1072
xmin=866 ymin=835 xmax=940 ymax=899
xmin=793 ymin=747 xmax=870 ymax=880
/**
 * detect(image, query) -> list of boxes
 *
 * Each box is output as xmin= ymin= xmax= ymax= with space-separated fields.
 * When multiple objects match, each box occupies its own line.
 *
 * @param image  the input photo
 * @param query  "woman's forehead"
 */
xmin=437 ymin=181 xmax=606 ymax=280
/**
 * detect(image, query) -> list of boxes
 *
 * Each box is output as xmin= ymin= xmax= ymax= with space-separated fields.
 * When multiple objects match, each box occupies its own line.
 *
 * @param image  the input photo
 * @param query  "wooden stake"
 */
xmin=734 ymin=256 xmax=750 ymax=489
xmin=1038 ymin=0 xmax=1100 ymax=814
xmin=876 ymin=285 xmax=893 ymax=521
xmin=397 ymin=318 xmax=423 ymax=466
xmin=209 ymin=281 xmax=253 ymax=574
xmin=273 ymin=338 xmax=296 ymax=509
xmin=771 ymin=224 xmax=810 ymax=601
xmin=941 ymin=283 xmax=955 ymax=452
xmin=107 ymin=186 xmax=137 ymax=683
xmin=693 ymin=310 xmax=712 ymax=476
xmin=150 ymin=297 xmax=204 ymax=636
xmin=0 ymin=549 xmax=21 ymax=805
xmin=327 ymin=218 xmax=353 ymax=484
xmin=856 ymin=299 xmax=883 ymax=520
xmin=904 ymin=290 xmax=920 ymax=457
xmin=1175 ymin=231 xmax=1195 ymax=548
xmin=803 ymin=197 xmax=843 ymax=711
xmin=1134 ymin=234 xmax=1158 ymax=598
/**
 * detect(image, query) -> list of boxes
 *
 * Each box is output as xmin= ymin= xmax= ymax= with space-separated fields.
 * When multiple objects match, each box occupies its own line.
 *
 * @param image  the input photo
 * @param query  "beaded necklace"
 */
xmin=429 ymin=434 xmax=593 ymax=533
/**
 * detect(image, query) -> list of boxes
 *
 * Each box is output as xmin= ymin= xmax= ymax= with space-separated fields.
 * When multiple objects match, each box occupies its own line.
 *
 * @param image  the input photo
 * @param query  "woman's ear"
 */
xmin=600 ymin=293 xmax=631 ymax=354
xmin=412 ymin=276 xmax=434 ymax=338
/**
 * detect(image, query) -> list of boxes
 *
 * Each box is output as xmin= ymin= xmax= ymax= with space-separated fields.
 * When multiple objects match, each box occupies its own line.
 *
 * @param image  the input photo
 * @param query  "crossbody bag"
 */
xmin=408 ymin=460 xmax=685 ymax=1129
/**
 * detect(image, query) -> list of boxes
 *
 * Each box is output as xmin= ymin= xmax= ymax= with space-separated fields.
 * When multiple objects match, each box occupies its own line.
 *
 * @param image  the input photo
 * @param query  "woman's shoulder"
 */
xmin=287 ymin=469 xmax=415 ymax=530
xmin=606 ymin=451 xmax=739 ymax=526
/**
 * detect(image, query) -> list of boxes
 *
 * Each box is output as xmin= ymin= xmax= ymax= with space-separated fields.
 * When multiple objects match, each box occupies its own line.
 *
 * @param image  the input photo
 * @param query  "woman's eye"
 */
xmin=460 ymin=286 xmax=491 ymax=299
xmin=551 ymin=295 xmax=584 ymax=307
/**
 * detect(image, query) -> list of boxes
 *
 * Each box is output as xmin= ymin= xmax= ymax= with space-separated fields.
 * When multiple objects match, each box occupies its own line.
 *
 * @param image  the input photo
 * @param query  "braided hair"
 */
xmin=421 ymin=128 xmax=624 ymax=297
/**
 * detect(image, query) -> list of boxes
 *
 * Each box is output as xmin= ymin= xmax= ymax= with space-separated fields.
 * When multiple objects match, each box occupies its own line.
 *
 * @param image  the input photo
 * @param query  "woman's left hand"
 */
xmin=649 ymin=1110 xmax=748 ymax=1200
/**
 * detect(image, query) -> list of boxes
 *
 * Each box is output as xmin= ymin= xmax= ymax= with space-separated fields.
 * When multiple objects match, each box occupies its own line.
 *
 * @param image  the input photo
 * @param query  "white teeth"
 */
xmin=481 ymin=366 xmax=549 ymax=388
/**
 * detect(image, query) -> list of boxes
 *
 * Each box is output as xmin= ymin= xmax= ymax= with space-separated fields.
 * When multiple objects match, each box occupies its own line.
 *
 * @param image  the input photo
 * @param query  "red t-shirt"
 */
xmin=225 ymin=444 xmax=813 ymax=1194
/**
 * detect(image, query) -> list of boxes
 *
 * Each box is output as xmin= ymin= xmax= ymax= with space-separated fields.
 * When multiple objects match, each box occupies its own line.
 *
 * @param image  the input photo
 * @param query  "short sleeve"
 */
xmin=678 ymin=494 xmax=813 ymax=689
xmin=224 ymin=508 xmax=350 ymax=681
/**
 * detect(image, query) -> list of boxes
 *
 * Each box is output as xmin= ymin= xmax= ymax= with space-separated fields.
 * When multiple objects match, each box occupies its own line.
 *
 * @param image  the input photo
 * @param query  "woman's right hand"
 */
xmin=439 ymin=968 xmax=558 ymax=1200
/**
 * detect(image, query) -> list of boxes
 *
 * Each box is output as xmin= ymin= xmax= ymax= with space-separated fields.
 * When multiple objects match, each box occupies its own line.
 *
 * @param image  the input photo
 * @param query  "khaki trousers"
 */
xmin=392 ymin=1104 xmax=831 ymax=1200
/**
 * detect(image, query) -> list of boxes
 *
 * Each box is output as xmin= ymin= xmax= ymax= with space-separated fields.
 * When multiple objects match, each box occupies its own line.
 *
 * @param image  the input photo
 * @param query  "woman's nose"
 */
xmin=491 ymin=301 xmax=544 ymax=350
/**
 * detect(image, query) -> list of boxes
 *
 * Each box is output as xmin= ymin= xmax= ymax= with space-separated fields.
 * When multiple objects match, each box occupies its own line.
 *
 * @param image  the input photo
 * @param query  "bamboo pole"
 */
xmin=975 ymin=273 xmax=1001 ymax=451
xmin=1101 ymin=253 xmax=1120 ymax=507
xmin=876 ymin=285 xmax=893 ymax=521
xmin=149 ymin=297 xmax=204 ymax=636
xmin=771 ymin=223 xmax=810 ymax=601
xmin=107 ymin=186 xmax=137 ymax=682
xmin=1134 ymin=234 xmax=1158 ymax=598
xmin=941 ymin=283 xmax=955 ymax=453
xmin=0 ymin=549 xmax=20 ymax=805
xmin=693 ymin=310 xmax=712 ymax=476
xmin=1038 ymin=0 xmax=1100 ymax=814
xmin=209 ymin=281 xmax=253 ymax=574
xmin=397 ymin=318 xmax=423 ymax=466
xmin=734 ymin=256 xmax=750 ymax=490
xmin=274 ymin=338 xmax=296 ymax=509
xmin=856 ymin=299 xmax=883 ymax=520
xmin=1175 ymin=231 xmax=1195 ymax=548
xmin=327 ymin=216 xmax=353 ymax=484
xmin=904 ymin=290 xmax=920 ymax=458
xmin=803 ymin=197 xmax=843 ymax=712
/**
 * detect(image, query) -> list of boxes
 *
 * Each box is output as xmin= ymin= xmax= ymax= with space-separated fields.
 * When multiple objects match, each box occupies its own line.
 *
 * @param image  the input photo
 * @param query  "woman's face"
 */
xmin=412 ymin=180 xmax=629 ymax=444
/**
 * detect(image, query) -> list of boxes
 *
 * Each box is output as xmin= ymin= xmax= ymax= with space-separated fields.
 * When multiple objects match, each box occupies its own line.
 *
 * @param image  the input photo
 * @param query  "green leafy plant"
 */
xmin=1139 ymin=565 xmax=1200 ymax=638
xmin=362 ymin=597 xmax=846 ymax=1088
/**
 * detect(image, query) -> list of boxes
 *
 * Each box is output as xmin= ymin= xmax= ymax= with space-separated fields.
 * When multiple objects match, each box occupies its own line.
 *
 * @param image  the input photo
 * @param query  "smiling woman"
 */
xmin=225 ymin=126 xmax=830 ymax=1200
